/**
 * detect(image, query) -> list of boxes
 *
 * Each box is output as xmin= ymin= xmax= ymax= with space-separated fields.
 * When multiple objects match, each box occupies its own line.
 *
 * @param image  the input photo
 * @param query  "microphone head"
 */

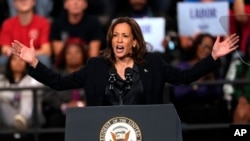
xmin=125 ymin=67 xmax=133 ymax=76
xmin=124 ymin=67 xmax=133 ymax=90
xmin=109 ymin=67 xmax=117 ymax=75
xmin=125 ymin=67 xmax=133 ymax=83
xmin=108 ymin=67 xmax=117 ymax=90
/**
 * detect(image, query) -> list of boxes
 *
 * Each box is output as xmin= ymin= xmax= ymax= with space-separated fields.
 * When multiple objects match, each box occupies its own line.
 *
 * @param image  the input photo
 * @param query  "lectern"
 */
xmin=65 ymin=104 xmax=183 ymax=141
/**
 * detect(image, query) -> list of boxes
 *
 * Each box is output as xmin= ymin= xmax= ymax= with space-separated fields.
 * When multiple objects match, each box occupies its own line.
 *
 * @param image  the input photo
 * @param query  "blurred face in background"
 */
xmin=129 ymin=0 xmax=148 ymax=11
xmin=64 ymin=0 xmax=88 ymax=15
xmin=10 ymin=55 xmax=27 ymax=74
xmin=196 ymin=36 xmax=214 ymax=60
xmin=65 ymin=44 xmax=84 ymax=68
xmin=14 ymin=0 xmax=35 ymax=13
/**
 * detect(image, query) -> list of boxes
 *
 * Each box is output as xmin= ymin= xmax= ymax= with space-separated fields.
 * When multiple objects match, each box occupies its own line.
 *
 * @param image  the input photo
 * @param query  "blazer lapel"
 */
xmin=139 ymin=65 xmax=152 ymax=104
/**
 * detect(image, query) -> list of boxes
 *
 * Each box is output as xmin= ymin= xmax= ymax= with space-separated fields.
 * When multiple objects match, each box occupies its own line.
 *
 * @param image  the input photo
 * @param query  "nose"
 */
xmin=117 ymin=35 xmax=123 ymax=43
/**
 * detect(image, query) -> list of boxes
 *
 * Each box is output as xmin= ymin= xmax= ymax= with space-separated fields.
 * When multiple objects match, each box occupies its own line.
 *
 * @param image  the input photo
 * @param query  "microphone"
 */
xmin=108 ymin=67 xmax=117 ymax=90
xmin=125 ymin=67 xmax=133 ymax=90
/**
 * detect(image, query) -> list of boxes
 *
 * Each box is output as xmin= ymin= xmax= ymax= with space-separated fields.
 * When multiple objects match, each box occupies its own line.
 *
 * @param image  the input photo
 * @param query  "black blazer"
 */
xmin=29 ymin=53 xmax=220 ymax=106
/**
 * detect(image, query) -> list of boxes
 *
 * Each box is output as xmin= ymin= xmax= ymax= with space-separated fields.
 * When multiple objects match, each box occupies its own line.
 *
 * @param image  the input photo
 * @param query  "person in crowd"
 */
xmin=50 ymin=0 xmax=104 ymax=61
xmin=42 ymin=37 xmax=87 ymax=128
xmin=232 ymin=56 xmax=250 ymax=123
xmin=113 ymin=0 xmax=165 ymax=18
xmin=11 ymin=17 xmax=238 ymax=107
xmin=0 ymin=55 xmax=44 ymax=130
xmin=0 ymin=0 xmax=51 ymax=67
xmin=173 ymin=33 xmax=228 ymax=123
xmin=179 ymin=0 xmax=233 ymax=60
xmin=230 ymin=0 xmax=250 ymax=53
xmin=223 ymin=35 xmax=250 ymax=123
xmin=7 ymin=0 xmax=53 ymax=17
xmin=86 ymin=0 xmax=114 ymax=16
xmin=222 ymin=0 xmax=250 ymax=123
xmin=55 ymin=37 xmax=87 ymax=70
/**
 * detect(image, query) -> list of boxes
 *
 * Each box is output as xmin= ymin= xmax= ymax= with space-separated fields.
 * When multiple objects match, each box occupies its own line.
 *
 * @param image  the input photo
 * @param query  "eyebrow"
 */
xmin=113 ymin=32 xmax=130 ymax=35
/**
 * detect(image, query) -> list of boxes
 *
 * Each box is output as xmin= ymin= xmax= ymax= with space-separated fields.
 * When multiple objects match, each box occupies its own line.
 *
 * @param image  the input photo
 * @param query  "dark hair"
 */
xmin=4 ymin=55 xmax=28 ymax=84
xmin=56 ymin=37 xmax=88 ymax=69
xmin=103 ymin=17 xmax=147 ymax=66
xmin=190 ymin=33 xmax=215 ymax=60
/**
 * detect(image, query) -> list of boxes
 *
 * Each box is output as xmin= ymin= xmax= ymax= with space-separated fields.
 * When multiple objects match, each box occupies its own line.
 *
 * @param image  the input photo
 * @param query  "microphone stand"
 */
xmin=108 ymin=68 xmax=133 ymax=105
xmin=118 ymin=71 xmax=133 ymax=105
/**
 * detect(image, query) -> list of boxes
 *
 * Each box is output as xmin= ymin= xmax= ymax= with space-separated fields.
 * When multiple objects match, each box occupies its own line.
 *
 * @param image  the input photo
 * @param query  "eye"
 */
xmin=112 ymin=33 xmax=117 ymax=37
xmin=123 ymin=34 xmax=129 ymax=38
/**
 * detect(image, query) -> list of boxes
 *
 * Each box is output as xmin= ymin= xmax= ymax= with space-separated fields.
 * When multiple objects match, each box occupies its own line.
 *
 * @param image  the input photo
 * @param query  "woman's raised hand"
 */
xmin=211 ymin=33 xmax=239 ymax=60
xmin=11 ymin=39 xmax=38 ymax=68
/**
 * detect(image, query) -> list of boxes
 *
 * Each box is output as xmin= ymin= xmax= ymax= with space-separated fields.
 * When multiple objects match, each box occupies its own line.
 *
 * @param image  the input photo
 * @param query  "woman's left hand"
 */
xmin=211 ymin=33 xmax=239 ymax=60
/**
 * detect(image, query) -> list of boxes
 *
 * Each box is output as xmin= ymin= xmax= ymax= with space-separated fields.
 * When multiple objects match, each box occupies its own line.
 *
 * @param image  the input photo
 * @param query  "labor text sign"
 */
xmin=177 ymin=2 xmax=229 ymax=36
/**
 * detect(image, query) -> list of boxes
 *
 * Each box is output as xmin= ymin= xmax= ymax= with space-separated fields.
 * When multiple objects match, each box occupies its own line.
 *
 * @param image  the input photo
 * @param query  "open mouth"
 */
xmin=116 ymin=45 xmax=124 ymax=53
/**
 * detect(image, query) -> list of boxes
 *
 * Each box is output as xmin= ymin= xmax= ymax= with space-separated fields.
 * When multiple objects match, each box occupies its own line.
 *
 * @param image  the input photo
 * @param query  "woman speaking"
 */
xmin=11 ymin=17 xmax=239 ymax=106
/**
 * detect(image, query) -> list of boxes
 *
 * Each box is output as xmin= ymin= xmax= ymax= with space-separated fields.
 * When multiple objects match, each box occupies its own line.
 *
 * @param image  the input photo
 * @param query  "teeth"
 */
xmin=116 ymin=45 xmax=124 ymax=53
xmin=117 ymin=45 xmax=124 ymax=49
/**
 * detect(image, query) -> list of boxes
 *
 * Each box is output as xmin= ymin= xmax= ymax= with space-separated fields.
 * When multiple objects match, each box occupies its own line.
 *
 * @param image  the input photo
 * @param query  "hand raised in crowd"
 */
xmin=211 ymin=33 xmax=239 ymax=60
xmin=11 ymin=39 xmax=38 ymax=68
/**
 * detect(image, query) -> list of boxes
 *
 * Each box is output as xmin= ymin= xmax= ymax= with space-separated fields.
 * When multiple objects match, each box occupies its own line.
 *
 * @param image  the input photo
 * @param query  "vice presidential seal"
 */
xmin=99 ymin=117 xmax=142 ymax=141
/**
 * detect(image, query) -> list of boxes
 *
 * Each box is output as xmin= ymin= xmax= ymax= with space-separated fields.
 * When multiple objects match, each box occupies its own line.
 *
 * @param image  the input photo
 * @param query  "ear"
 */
xmin=83 ymin=0 xmax=88 ymax=10
xmin=132 ymin=40 xmax=137 ymax=48
xmin=64 ymin=1 xmax=68 ymax=10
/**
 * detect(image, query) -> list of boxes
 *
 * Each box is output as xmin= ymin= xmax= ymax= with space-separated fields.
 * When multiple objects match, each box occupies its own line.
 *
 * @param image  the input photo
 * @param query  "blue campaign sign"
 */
xmin=133 ymin=17 xmax=166 ymax=53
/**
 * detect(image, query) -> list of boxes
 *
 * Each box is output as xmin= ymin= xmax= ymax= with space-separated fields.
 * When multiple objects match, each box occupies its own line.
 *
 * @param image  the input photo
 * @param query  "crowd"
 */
xmin=0 ymin=0 xmax=249 ymax=140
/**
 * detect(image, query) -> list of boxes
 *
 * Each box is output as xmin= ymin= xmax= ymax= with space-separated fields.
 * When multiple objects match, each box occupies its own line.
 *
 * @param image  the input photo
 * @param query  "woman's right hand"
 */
xmin=11 ymin=39 xmax=38 ymax=68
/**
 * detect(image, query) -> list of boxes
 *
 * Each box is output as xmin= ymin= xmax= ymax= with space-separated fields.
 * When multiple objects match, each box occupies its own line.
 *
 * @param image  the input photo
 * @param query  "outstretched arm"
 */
xmin=165 ymin=34 xmax=239 ymax=85
xmin=11 ymin=39 xmax=87 ymax=90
